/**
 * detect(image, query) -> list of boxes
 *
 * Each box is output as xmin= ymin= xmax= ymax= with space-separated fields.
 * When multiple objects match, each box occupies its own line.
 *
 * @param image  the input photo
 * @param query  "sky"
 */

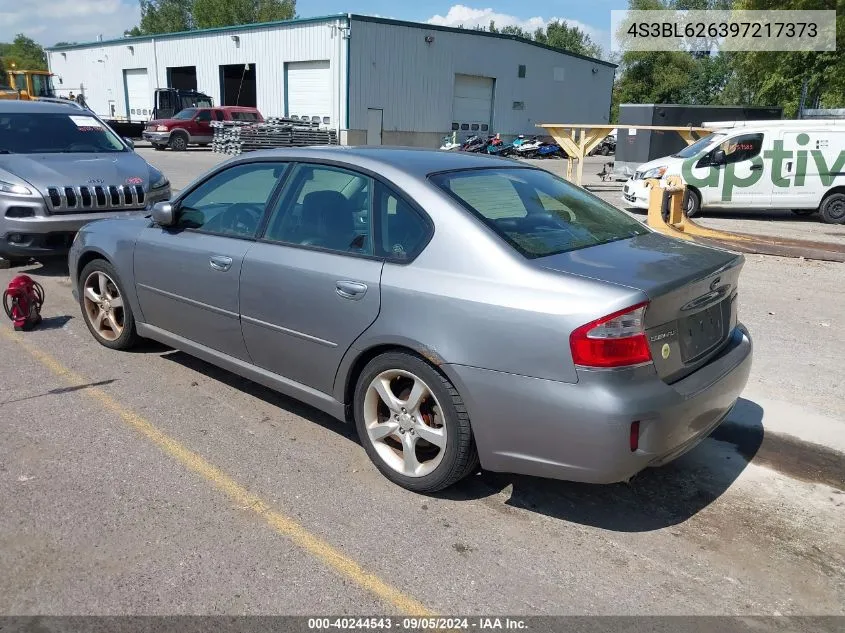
xmin=0 ymin=0 xmax=628 ymax=51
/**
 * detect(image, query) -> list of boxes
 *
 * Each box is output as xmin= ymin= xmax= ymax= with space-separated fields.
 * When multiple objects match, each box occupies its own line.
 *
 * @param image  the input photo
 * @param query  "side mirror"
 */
xmin=123 ymin=137 xmax=135 ymax=150
xmin=712 ymin=149 xmax=726 ymax=165
xmin=151 ymin=201 xmax=175 ymax=226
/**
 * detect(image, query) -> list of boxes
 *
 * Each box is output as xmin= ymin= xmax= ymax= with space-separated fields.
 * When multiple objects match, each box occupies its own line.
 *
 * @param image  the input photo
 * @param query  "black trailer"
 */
xmin=614 ymin=104 xmax=783 ymax=177
xmin=101 ymin=88 xmax=214 ymax=139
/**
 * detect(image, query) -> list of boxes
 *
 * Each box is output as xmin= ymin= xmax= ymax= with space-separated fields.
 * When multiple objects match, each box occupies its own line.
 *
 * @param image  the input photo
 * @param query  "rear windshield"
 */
xmin=430 ymin=167 xmax=649 ymax=258
xmin=0 ymin=112 xmax=127 ymax=154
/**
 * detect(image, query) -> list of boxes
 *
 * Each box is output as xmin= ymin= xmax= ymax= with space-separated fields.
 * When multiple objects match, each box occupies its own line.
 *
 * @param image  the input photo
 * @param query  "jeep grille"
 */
xmin=45 ymin=185 xmax=146 ymax=213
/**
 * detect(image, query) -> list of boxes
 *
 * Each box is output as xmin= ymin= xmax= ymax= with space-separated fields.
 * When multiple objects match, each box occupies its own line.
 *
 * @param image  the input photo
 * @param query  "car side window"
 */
xmin=375 ymin=182 xmax=430 ymax=261
xmin=196 ymin=110 xmax=212 ymax=122
xmin=264 ymin=164 xmax=373 ymax=255
xmin=213 ymin=110 xmax=225 ymax=121
xmin=175 ymin=162 xmax=288 ymax=238
xmin=718 ymin=133 xmax=764 ymax=164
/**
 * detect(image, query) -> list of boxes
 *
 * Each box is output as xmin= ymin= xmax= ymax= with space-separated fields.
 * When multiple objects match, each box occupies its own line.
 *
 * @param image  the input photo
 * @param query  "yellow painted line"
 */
xmin=0 ymin=326 xmax=433 ymax=616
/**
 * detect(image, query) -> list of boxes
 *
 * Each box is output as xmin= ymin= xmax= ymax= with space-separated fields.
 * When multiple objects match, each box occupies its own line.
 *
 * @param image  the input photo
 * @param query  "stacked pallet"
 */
xmin=211 ymin=119 xmax=339 ymax=155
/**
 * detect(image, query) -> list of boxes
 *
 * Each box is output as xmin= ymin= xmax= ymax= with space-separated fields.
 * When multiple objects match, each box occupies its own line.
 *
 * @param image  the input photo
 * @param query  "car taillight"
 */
xmin=569 ymin=301 xmax=652 ymax=368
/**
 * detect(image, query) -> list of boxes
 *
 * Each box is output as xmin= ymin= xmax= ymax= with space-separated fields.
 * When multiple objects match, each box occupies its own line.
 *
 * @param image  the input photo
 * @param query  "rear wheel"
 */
xmin=353 ymin=352 xmax=478 ymax=493
xmin=684 ymin=188 xmax=702 ymax=218
xmin=819 ymin=193 xmax=845 ymax=224
xmin=168 ymin=133 xmax=188 ymax=151
xmin=78 ymin=259 xmax=138 ymax=350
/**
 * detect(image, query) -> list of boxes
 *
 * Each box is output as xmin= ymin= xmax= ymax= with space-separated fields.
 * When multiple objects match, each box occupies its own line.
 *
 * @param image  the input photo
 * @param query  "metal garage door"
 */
xmin=452 ymin=74 xmax=495 ymax=130
xmin=285 ymin=60 xmax=332 ymax=125
xmin=123 ymin=68 xmax=151 ymax=121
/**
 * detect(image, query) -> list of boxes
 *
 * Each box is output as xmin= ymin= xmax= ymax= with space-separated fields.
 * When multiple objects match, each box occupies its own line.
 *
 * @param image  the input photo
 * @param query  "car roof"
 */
xmin=239 ymin=146 xmax=531 ymax=178
xmin=0 ymin=100 xmax=96 ymax=115
xmin=219 ymin=106 xmax=259 ymax=111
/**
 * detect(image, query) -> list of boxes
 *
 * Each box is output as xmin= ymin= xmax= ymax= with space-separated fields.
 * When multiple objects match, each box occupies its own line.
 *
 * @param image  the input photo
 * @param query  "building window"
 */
xmin=518 ymin=64 xmax=526 ymax=78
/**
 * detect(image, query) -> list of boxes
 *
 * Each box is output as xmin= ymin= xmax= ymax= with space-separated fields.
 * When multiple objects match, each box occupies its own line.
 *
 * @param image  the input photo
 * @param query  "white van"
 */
xmin=621 ymin=119 xmax=845 ymax=224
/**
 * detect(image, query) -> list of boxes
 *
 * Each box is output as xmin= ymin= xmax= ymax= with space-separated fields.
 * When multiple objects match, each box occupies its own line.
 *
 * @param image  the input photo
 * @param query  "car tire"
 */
xmin=78 ymin=259 xmax=138 ymax=351
xmin=819 ymin=193 xmax=845 ymax=224
xmin=353 ymin=351 xmax=479 ymax=493
xmin=169 ymin=133 xmax=188 ymax=151
xmin=684 ymin=188 xmax=703 ymax=218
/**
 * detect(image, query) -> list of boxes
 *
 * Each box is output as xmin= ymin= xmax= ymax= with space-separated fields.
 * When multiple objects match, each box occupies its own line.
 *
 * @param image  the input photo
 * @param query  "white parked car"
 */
xmin=622 ymin=119 xmax=845 ymax=224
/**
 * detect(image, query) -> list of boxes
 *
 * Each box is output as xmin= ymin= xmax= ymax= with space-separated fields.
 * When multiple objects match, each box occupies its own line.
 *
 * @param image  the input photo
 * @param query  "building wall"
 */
xmin=47 ymin=17 xmax=349 ymax=128
xmin=348 ymin=18 xmax=615 ymax=146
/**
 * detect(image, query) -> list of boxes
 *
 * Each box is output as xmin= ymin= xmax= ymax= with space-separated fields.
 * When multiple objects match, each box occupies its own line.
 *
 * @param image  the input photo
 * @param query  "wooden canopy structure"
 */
xmin=537 ymin=124 xmax=714 ymax=186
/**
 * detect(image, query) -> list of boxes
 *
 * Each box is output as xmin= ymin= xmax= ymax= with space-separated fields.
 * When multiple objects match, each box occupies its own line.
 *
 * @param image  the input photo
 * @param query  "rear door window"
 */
xmin=430 ymin=168 xmax=649 ymax=258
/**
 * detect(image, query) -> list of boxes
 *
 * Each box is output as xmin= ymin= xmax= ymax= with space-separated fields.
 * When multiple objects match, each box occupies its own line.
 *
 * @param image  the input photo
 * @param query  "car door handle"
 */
xmin=209 ymin=255 xmax=233 ymax=272
xmin=336 ymin=280 xmax=368 ymax=300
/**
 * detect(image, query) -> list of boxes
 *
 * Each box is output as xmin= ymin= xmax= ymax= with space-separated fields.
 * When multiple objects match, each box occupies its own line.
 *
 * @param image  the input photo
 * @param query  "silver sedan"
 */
xmin=68 ymin=147 xmax=753 ymax=493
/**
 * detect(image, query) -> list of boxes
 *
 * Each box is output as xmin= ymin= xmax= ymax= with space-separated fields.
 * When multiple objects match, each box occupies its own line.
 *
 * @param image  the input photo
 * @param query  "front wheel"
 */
xmin=353 ymin=352 xmax=478 ymax=493
xmin=78 ymin=259 xmax=138 ymax=350
xmin=819 ymin=193 xmax=845 ymax=224
xmin=168 ymin=134 xmax=188 ymax=151
xmin=684 ymin=188 xmax=703 ymax=218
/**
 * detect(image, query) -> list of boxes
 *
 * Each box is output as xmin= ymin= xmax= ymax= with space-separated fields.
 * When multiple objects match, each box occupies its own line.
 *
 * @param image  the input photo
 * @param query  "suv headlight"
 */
xmin=641 ymin=166 xmax=668 ymax=180
xmin=156 ymin=125 xmax=169 ymax=132
xmin=0 ymin=179 xmax=33 ymax=195
xmin=150 ymin=173 xmax=170 ymax=190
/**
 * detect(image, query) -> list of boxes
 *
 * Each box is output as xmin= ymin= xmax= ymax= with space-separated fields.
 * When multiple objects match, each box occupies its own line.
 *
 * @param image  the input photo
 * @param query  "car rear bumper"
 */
xmin=444 ymin=324 xmax=753 ymax=484
xmin=0 ymin=208 xmax=151 ymax=257
xmin=622 ymin=178 xmax=650 ymax=209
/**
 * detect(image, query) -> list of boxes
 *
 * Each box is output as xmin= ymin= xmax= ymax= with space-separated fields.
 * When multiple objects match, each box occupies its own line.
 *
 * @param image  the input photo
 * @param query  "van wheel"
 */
xmin=169 ymin=133 xmax=188 ymax=151
xmin=353 ymin=352 xmax=479 ymax=493
xmin=820 ymin=193 xmax=845 ymax=224
xmin=684 ymin=188 xmax=702 ymax=218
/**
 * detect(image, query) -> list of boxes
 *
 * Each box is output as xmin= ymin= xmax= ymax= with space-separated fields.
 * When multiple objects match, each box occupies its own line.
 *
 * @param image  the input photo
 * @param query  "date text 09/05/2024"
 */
xmin=626 ymin=21 xmax=818 ymax=39
xmin=307 ymin=617 xmax=528 ymax=630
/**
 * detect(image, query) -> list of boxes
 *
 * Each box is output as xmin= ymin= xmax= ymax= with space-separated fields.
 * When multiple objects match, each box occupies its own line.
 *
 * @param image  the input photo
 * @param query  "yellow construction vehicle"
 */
xmin=0 ymin=82 xmax=19 ymax=100
xmin=4 ymin=69 xmax=57 ymax=100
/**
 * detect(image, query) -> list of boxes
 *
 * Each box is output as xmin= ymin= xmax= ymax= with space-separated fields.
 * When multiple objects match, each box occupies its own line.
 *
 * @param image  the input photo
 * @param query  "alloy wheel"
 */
xmin=363 ymin=369 xmax=447 ymax=477
xmin=82 ymin=271 xmax=125 ymax=342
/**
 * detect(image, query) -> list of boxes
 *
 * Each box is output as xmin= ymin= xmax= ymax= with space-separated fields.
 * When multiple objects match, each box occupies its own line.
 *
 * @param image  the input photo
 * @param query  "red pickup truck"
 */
xmin=142 ymin=106 xmax=264 ymax=151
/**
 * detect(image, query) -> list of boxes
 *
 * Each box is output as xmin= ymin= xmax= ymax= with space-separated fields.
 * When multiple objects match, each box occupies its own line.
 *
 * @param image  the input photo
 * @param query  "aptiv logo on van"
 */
xmin=680 ymin=133 xmax=845 ymax=202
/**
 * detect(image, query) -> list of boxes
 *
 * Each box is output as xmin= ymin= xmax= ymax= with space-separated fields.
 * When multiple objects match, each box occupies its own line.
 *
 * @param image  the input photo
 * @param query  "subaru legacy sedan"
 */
xmin=68 ymin=147 xmax=752 ymax=493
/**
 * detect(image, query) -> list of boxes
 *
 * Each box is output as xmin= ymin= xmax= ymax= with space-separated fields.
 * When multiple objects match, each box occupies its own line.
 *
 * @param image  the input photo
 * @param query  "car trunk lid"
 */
xmin=534 ymin=232 xmax=743 ymax=383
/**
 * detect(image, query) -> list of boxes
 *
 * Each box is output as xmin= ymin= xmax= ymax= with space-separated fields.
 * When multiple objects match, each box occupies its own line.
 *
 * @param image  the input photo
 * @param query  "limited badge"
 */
xmin=661 ymin=343 xmax=671 ymax=360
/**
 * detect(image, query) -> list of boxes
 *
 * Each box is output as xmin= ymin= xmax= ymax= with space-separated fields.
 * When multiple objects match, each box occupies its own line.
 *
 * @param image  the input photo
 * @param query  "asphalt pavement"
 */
xmin=0 ymin=146 xmax=843 ymax=618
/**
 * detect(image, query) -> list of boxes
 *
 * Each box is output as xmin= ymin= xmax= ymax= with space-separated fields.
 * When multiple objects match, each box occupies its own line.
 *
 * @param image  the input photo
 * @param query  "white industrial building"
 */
xmin=47 ymin=14 xmax=616 ymax=146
